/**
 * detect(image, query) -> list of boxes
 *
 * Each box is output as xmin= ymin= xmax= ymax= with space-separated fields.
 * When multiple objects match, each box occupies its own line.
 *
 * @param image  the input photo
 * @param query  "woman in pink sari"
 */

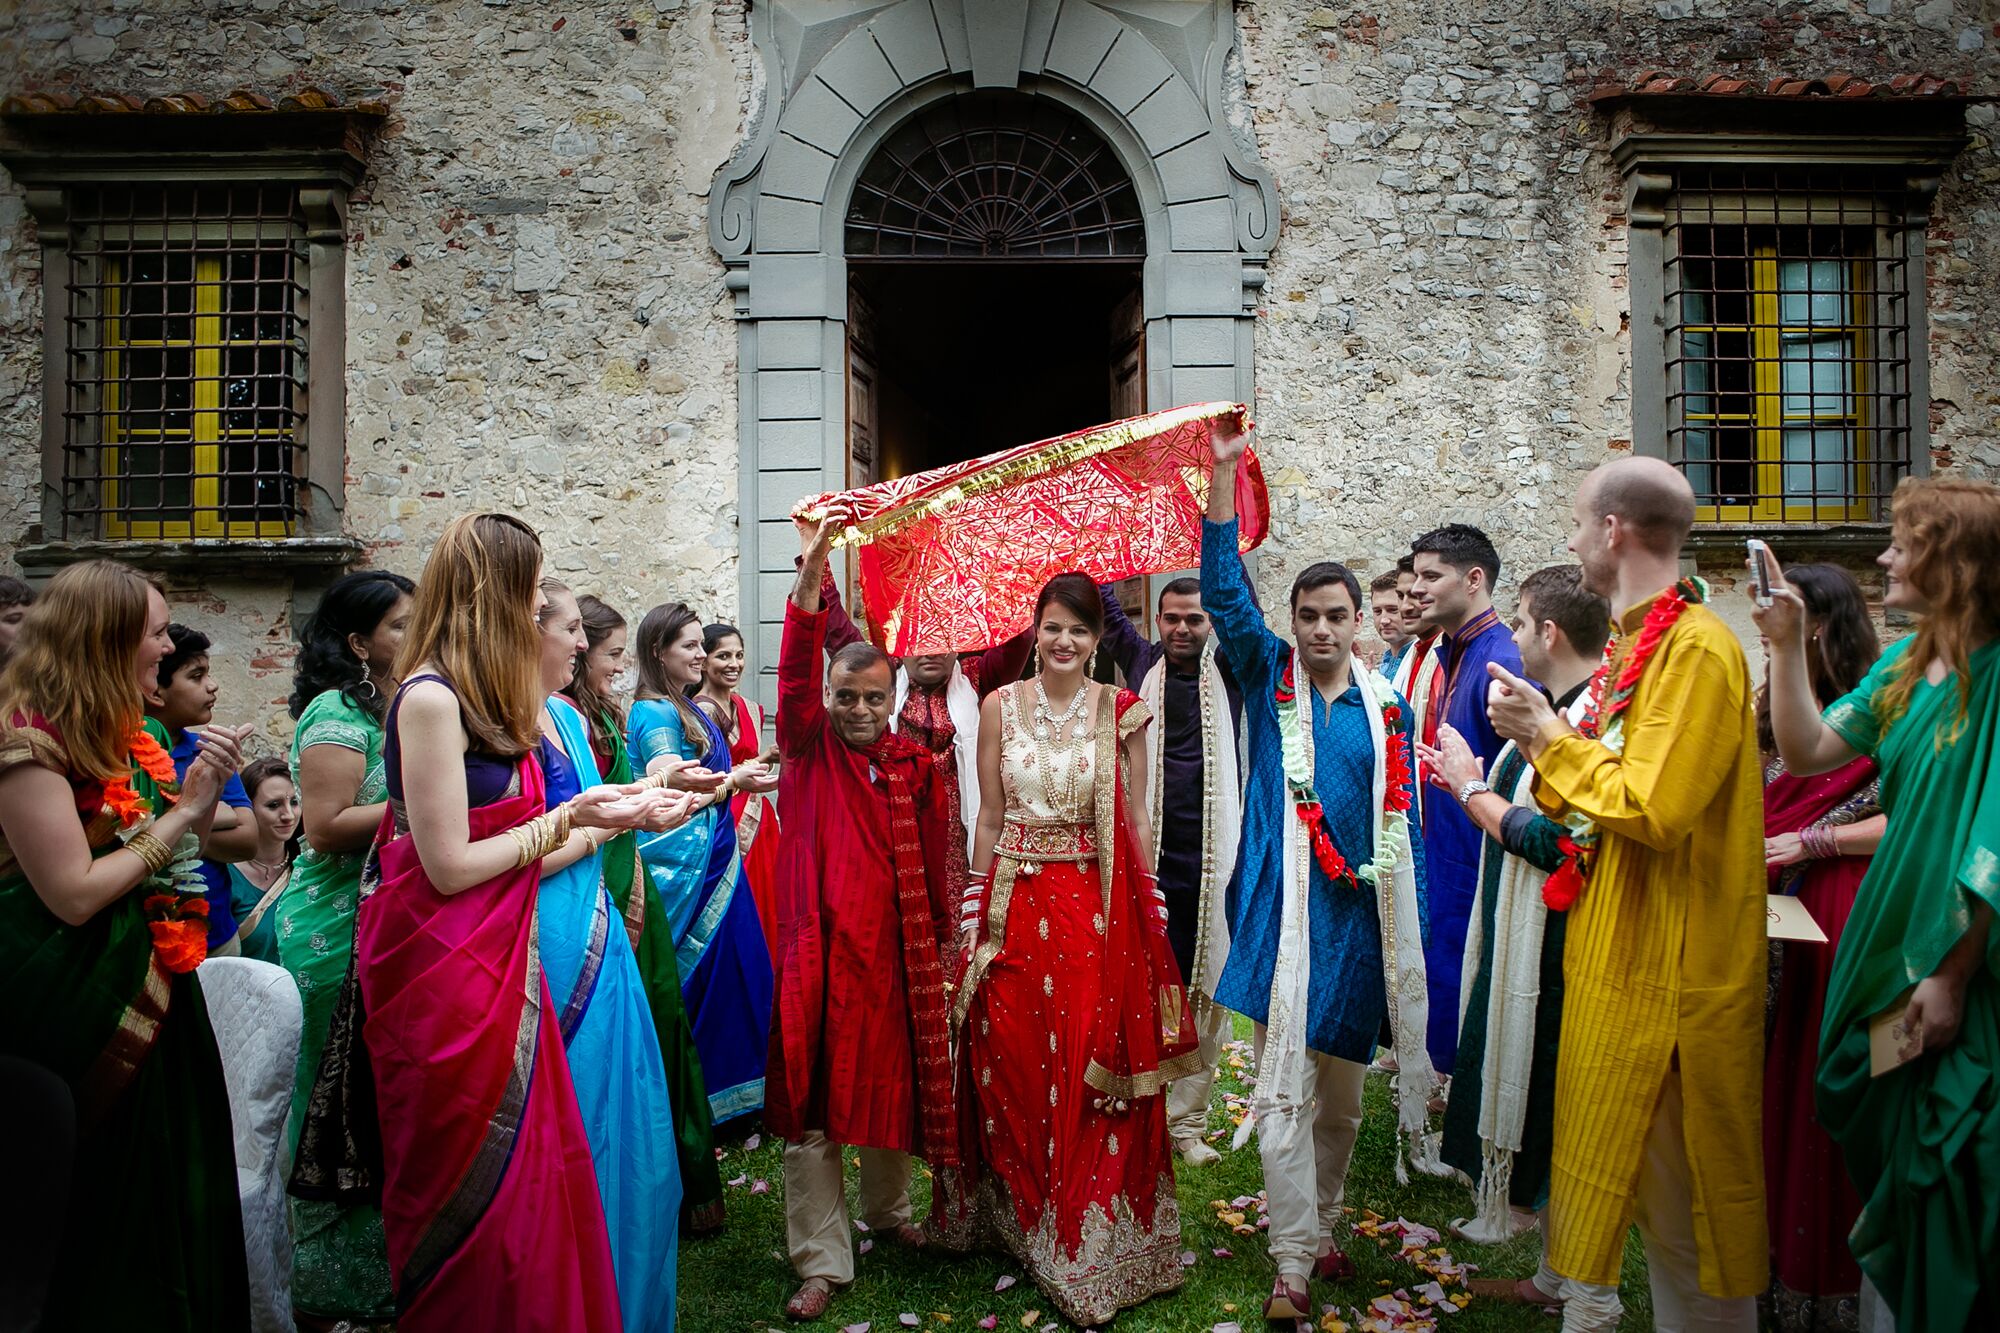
xmin=1757 ymin=563 xmax=1885 ymax=1332
xmin=356 ymin=514 xmax=682 ymax=1330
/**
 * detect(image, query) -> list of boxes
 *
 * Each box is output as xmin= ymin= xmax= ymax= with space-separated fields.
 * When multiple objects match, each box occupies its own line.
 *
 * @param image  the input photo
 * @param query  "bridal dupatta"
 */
xmin=355 ymin=751 xmax=620 ymax=1330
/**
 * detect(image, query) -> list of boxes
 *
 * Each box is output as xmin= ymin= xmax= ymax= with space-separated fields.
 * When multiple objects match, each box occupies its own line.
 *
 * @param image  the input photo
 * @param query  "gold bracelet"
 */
xmin=126 ymin=830 xmax=174 ymax=877
xmin=509 ymin=814 xmax=550 ymax=868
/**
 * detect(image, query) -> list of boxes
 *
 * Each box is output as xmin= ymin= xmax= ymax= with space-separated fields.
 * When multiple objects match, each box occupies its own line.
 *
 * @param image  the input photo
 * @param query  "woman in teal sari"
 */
xmin=565 ymin=593 xmax=728 ymax=1232
xmin=629 ymin=601 xmax=777 ymax=1125
xmin=278 ymin=567 xmax=414 ymax=1327
xmin=0 ymin=560 xmax=250 ymax=1332
xmin=537 ymin=580 xmax=688 ymax=1330
xmin=1757 ymin=477 xmax=2000 ymax=1330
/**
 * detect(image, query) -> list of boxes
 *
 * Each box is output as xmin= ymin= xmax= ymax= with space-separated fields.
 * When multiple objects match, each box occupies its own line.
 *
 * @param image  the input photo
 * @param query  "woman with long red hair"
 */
xmin=1757 ymin=478 xmax=2000 ymax=1329
xmin=306 ymin=514 xmax=679 ymax=1330
xmin=0 ymin=560 xmax=250 ymax=1331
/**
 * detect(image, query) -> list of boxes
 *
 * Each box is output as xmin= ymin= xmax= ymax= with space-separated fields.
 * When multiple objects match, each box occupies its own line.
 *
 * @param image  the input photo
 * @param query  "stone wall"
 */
xmin=0 ymin=0 xmax=756 ymax=751
xmin=2 ymin=0 xmax=1996 ymax=737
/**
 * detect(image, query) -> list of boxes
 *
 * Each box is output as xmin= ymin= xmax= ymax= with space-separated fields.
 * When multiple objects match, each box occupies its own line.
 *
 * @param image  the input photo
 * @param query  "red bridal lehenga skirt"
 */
xmin=963 ymin=856 xmax=1184 ymax=1326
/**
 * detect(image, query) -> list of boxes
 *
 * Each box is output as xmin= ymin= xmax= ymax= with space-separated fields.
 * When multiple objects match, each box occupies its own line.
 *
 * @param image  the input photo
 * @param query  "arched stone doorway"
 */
xmin=710 ymin=0 xmax=1278 ymax=705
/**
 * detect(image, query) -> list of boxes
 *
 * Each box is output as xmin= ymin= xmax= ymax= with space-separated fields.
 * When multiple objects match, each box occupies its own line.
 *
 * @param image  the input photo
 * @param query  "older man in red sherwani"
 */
xmin=768 ymin=514 xmax=966 ymax=1324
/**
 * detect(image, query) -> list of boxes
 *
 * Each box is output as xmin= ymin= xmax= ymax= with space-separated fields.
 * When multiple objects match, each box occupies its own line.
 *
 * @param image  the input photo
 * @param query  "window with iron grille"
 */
xmin=58 ymin=184 xmax=308 ymax=540
xmin=1663 ymin=166 xmax=1915 ymax=524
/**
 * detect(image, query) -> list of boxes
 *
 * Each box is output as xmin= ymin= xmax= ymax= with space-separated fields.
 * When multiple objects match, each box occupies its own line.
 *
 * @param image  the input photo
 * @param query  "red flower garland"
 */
xmin=1278 ymin=663 xmax=1413 ymax=888
xmin=103 ymin=728 xmax=181 ymax=829
xmin=145 ymin=892 xmax=210 ymax=974
xmin=1540 ymin=578 xmax=1704 ymax=910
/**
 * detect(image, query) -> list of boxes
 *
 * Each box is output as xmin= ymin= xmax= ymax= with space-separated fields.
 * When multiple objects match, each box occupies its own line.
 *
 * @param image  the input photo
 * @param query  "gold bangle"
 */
xmin=509 ymin=815 xmax=548 ymax=869
xmin=126 ymin=830 xmax=174 ymax=877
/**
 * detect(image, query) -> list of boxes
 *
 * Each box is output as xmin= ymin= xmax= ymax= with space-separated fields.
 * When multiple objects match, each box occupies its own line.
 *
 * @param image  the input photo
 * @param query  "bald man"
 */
xmin=1485 ymin=456 xmax=1766 ymax=1331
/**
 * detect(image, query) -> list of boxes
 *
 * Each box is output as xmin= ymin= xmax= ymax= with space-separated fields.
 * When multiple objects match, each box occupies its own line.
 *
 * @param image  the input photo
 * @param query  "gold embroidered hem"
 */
xmin=991 ymin=1172 xmax=1186 ymax=1326
xmin=1082 ymin=1047 xmax=1209 ymax=1101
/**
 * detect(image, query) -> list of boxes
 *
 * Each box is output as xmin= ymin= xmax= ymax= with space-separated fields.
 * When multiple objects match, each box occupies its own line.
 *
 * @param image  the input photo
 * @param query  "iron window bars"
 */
xmin=58 ymin=183 xmax=307 ymax=541
xmin=1664 ymin=165 xmax=1914 ymax=524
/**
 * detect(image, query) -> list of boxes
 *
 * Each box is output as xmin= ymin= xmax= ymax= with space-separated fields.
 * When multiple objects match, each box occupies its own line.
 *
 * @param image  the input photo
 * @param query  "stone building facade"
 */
xmin=1 ymin=0 xmax=1994 ymax=742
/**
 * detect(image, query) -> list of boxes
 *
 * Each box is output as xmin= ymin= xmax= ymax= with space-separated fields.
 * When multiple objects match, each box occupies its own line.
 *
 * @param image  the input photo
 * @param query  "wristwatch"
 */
xmin=1456 ymin=778 xmax=1491 ymax=806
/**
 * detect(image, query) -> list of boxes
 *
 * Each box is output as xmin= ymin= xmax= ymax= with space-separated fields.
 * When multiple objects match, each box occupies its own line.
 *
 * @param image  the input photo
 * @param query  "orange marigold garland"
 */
xmin=111 ymin=728 xmax=210 ymax=973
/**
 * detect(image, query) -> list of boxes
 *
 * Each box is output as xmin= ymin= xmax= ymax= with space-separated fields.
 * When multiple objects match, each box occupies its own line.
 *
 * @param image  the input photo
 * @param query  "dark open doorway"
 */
xmin=846 ymin=262 xmax=1142 ymax=483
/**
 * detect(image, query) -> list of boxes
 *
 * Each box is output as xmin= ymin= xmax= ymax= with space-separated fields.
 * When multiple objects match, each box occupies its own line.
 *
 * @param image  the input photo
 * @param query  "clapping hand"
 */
xmin=1486 ymin=663 xmax=1556 ymax=748
xmin=1414 ymin=724 xmax=1485 ymax=794
xmin=731 ymin=759 xmax=780 ymax=795
xmin=179 ymin=723 xmax=253 ymax=814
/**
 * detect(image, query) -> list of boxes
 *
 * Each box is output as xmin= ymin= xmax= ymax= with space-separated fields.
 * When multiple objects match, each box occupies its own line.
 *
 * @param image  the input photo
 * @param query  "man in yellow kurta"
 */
xmin=1486 ymin=456 xmax=1766 ymax=1332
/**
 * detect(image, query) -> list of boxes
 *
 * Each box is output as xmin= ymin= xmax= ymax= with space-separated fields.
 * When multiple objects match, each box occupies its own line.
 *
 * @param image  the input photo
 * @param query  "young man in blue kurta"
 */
xmin=1201 ymin=420 xmax=1429 ymax=1318
xmin=1408 ymin=524 xmax=1525 ymax=1076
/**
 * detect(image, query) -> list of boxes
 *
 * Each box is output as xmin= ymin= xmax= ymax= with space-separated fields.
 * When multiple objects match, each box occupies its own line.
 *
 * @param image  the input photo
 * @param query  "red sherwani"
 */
xmin=765 ymin=601 xmax=965 ymax=1155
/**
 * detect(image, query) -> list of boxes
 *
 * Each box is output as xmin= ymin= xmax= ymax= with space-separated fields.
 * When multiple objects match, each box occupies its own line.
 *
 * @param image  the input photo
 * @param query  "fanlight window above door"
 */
xmin=845 ymin=93 xmax=1144 ymax=260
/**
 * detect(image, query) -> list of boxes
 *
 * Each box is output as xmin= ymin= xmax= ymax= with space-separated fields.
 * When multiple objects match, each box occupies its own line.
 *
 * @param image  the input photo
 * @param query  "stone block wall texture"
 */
xmin=3 ymin=0 xmax=1997 ymax=736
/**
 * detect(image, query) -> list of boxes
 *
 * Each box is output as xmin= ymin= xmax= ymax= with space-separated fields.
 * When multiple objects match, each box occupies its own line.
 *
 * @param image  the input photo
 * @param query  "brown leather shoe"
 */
xmin=785 ymin=1277 xmax=835 ymax=1321
xmin=880 ymin=1221 xmax=929 ymax=1250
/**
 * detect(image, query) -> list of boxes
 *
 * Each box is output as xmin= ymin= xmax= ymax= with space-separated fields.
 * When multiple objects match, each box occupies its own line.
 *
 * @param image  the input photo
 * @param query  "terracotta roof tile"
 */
xmin=2 ymin=85 xmax=386 ymax=117
xmin=1587 ymin=69 xmax=1967 ymax=104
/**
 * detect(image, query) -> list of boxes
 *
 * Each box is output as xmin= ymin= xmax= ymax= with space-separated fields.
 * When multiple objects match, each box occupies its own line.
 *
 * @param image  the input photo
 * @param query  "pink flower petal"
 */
xmin=840 ymin=1325 xmax=870 ymax=1333
xmin=858 ymin=1239 xmax=874 ymax=1254
xmin=1213 ymin=1324 xmax=1243 ymax=1333
xmin=750 ymin=1178 xmax=771 ymax=1195
xmin=854 ymin=1219 xmax=871 ymax=1232
xmin=1212 ymin=1247 xmax=1233 ymax=1258
xmin=899 ymin=1316 xmax=920 ymax=1329
xmin=994 ymin=1275 xmax=1017 ymax=1293
xmin=978 ymin=1320 xmax=998 ymax=1331
xmin=1179 ymin=1250 xmax=1198 ymax=1268
xmin=727 ymin=1174 xmax=747 ymax=1187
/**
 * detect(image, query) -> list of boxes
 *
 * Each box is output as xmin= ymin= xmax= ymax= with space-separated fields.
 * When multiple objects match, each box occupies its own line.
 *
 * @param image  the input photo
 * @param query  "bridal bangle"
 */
xmin=126 ymin=830 xmax=174 ymax=876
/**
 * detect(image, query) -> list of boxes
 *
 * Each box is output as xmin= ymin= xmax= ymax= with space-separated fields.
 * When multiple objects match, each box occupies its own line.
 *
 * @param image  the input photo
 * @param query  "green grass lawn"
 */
xmin=680 ymin=1020 xmax=1653 ymax=1331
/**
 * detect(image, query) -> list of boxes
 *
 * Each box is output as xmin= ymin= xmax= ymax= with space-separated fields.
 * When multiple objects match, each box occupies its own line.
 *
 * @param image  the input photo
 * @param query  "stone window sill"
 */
xmin=1684 ymin=523 xmax=1889 ymax=559
xmin=14 ymin=536 xmax=365 ymax=581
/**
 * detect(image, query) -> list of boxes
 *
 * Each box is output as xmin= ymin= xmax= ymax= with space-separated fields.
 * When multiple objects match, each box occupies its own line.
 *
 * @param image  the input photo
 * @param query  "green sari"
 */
xmin=1818 ymin=636 xmax=2000 ymax=1330
xmin=601 ymin=706 xmax=727 ymax=1231
xmin=276 ymin=688 xmax=394 ymax=1319
xmin=0 ymin=716 xmax=248 ymax=1332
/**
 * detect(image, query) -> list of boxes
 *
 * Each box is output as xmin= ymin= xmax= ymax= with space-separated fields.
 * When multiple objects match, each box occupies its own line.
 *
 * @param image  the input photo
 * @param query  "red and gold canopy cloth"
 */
xmin=793 ymin=402 xmax=1269 ymax=656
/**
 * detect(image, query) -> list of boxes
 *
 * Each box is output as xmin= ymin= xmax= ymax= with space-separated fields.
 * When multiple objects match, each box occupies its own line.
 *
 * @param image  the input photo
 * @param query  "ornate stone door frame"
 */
xmin=709 ymin=0 xmax=1278 ymax=704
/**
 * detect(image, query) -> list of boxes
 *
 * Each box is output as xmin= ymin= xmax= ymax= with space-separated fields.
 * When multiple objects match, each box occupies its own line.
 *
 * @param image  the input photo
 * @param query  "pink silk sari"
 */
xmin=356 ymin=753 xmax=621 ymax=1331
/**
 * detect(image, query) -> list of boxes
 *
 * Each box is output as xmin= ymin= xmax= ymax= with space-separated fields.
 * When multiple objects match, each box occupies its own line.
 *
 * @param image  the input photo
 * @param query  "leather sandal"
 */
xmin=1264 ymin=1274 xmax=1312 ymax=1322
xmin=785 ymin=1277 xmax=835 ymax=1321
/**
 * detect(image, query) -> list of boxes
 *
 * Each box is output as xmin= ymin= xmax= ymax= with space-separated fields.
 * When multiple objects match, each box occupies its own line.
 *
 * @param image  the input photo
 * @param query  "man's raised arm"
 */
xmin=780 ymin=515 xmax=843 ymax=755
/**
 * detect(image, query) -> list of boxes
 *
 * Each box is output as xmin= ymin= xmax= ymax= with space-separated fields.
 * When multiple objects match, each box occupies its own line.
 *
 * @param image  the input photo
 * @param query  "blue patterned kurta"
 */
xmin=1420 ymin=607 xmax=1526 ymax=1074
xmin=1203 ymin=518 xmax=1428 ymax=1064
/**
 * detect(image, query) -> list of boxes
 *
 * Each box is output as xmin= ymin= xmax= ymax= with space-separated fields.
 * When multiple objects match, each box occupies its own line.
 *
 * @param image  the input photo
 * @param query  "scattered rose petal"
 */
xmin=1179 ymin=1251 xmax=1198 ymax=1268
xmin=993 ymin=1275 xmax=1017 ymax=1293
xmin=855 ymin=1219 xmax=871 ymax=1232
xmin=1413 ymin=1281 xmax=1448 ymax=1305
xmin=744 ymin=1133 xmax=763 ymax=1151
xmin=1214 ymin=1322 xmax=1242 ymax=1333
xmin=898 ymin=1316 xmax=920 ymax=1329
xmin=1212 ymin=1247 xmax=1233 ymax=1258
xmin=840 ymin=1325 xmax=870 ymax=1333
xmin=750 ymin=1178 xmax=771 ymax=1195
xmin=858 ymin=1239 xmax=874 ymax=1254
xmin=978 ymin=1320 xmax=998 ymax=1331
xmin=728 ymin=1174 xmax=748 ymax=1187
xmin=1019 ymin=1312 xmax=1039 ymax=1328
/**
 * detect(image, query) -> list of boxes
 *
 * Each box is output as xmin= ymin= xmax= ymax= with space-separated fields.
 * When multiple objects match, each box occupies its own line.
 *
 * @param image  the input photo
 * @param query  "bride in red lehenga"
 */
xmin=946 ymin=573 xmax=1200 ymax=1326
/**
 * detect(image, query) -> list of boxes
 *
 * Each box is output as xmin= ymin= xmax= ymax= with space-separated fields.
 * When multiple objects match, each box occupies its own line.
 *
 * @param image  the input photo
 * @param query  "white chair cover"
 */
xmin=198 ymin=955 xmax=303 ymax=1333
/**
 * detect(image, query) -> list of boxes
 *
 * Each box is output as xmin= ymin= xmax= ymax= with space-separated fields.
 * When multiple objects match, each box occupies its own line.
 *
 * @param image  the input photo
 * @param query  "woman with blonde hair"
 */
xmin=0 ymin=559 xmax=250 ymax=1331
xmin=1756 ymin=477 xmax=2000 ymax=1329
xmin=313 ymin=514 xmax=679 ymax=1330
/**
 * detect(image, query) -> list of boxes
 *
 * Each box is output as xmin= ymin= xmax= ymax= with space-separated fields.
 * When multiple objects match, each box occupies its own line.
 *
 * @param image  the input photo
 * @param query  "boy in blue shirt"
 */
xmin=146 ymin=623 xmax=256 ymax=948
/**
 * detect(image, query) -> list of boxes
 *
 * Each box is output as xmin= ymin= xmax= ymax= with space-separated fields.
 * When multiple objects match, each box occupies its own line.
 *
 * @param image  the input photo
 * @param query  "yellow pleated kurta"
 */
xmin=1529 ymin=598 xmax=1768 ymax=1296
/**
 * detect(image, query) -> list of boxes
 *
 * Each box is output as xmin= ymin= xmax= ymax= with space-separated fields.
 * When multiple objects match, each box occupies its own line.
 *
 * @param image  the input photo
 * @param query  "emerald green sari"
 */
xmin=277 ymin=688 xmax=395 ymax=1319
xmin=0 ymin=717 xmax=248 ymax=1332
xmin=1819 ymin=636 xmax=2000 ymax=1330
xmin=601 ymin=707 xmax=726 ymax=1231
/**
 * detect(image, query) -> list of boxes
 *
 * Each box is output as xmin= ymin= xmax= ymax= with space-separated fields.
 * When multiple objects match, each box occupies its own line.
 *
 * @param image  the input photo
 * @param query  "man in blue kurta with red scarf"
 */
xmin=1409 ymin=524 xmax=1526 ymax=1076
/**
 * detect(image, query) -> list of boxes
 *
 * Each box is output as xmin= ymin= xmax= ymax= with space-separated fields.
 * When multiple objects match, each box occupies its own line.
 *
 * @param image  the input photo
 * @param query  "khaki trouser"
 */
xmin=1558 ymin=1068 xmax=1756 ymax=1333
xmin=1251 ymin=1023 xmax=1367 ymax=1279
xmin=1166 ymin=1001 xmax=1231 ymax=1144
xmin=783 ymin=1132 xmax=914 ymax=1285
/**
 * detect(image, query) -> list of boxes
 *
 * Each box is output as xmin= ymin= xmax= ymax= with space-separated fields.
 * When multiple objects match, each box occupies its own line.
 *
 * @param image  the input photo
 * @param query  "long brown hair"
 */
xmin=633 ymin=601 xmax=714 ymax=752
xmin=566 ymin=594 xmax=628 ymax=759
xmin=1873 ymin=476 xmax=2000 ymax=742
xmin=394 ymin=513 xmax=545 ymax=756
xmin=1756 ymin=563 xmax=1880 ymax=754
xmin=0 ymin=560 xmax=158 ymax=780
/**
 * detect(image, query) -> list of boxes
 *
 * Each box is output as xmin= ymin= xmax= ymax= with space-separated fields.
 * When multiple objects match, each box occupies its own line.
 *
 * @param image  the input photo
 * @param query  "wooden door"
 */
xmin=843 ymin=282 xmax=880 ymax=630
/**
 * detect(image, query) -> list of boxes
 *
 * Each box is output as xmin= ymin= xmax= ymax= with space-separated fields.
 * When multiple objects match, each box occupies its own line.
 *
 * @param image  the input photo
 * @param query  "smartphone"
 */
xmin=1747 ymin=538 xmax=1774 ymax=607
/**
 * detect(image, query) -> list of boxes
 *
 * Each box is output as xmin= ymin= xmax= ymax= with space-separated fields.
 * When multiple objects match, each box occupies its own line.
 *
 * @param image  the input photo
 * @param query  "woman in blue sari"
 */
xmin=628 ymin=601 xmax=776 ymax=1124
xmin=537 ymin=581 xmax=687 ymax=1331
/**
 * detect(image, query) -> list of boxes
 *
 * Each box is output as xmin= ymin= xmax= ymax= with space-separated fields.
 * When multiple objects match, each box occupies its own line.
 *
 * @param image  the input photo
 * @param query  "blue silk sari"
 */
xmin=628 ymin=696 xmax=772 ymax=1123
xmin=543 ymin=697 xmax=681 ymax=1331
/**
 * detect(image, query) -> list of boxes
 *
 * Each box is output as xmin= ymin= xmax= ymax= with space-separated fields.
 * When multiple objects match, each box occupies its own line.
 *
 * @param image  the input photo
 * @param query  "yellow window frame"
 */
xmin=100 ymin=253 xmax=295 ymax=541
xmin=1682 ymin=245 xmax=1872 ymax=525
